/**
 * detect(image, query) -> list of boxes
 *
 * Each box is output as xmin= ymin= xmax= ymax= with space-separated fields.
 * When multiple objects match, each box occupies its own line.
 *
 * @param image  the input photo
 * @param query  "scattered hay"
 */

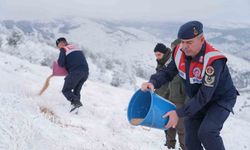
xmin=130 ymin=118 xmax=143 ymax=125
xmin=38 ymin=74 xmax=53 ymax=96
xmin=39 ymin=106 xmax=86 ymax=131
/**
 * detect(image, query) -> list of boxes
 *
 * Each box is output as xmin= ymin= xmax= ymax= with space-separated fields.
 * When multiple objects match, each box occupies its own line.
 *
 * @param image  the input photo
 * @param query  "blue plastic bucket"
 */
xmin=127 ymin=89 xmax=176 ymax=130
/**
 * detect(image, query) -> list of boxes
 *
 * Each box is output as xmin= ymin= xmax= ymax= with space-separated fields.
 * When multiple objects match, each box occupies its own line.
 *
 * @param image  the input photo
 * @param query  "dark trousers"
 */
xmin=62 ymin=71 xmax=88 ymax=104
xmin=165 ymin=102 xmax=186 ymax=150
xmin=184 ymin=103 xmax=230 ymax=150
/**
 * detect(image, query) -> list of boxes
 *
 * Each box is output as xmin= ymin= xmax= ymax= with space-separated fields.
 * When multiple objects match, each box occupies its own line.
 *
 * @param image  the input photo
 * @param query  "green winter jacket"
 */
xmin=154 ymin=53 xmax=186 ymax=103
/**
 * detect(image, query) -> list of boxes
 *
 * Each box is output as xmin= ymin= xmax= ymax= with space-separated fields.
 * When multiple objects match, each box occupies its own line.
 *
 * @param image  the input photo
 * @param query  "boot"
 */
xmin=70 ymin=101 xmax=83 ymax=112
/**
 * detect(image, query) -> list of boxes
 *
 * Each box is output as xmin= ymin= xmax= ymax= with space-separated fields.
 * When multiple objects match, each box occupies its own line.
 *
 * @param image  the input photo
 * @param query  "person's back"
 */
xmin=58 ymin=44 xmax=89 ymax=73
xmin=168 ymin=39 xmax=187 ymax=104
xmin=168 ymin=74 xmax=186 ymax=102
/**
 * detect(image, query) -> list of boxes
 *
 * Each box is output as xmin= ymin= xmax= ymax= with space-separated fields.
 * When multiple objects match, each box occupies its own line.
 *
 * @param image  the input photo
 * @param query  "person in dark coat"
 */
xmin=141 ymin=21 xmax=239 ymax=150
xmin=154 ymin=42 xmax=186 ymax=150
xmin=56 ymin=37 xmax=89 ymax=112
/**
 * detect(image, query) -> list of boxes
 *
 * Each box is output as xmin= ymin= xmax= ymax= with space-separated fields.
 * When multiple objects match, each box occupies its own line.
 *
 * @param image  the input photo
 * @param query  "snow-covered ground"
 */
xmin=1 ymin=49 xmax=250 ymax=150
xmin=0 ymin=51 xmax=166 ymax=150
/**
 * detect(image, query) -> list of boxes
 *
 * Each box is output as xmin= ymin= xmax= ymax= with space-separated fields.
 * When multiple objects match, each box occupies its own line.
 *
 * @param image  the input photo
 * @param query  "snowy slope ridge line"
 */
xmin=0 ymin=51 xmax=250 ymax=149
xmin=0 ymin=19 xmax=160 ymax=89
xmin=1 ymin=19 xmax=250 ymax=89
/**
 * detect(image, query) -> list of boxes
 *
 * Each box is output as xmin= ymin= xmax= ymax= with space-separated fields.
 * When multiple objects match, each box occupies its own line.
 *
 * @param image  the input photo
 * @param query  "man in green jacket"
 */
xmin=154 ymin=41 xmax=186 ymax=150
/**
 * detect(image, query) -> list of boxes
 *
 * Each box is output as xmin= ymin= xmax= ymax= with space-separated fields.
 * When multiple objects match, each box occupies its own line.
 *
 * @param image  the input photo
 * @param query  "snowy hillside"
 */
xmin=1 ymin=50 xmax=250 ymax=149
xmin=0 ymin=19 xmax=161 ymax=89
xmin=1 ymin=1 xmax=250 ymax=149
xmin=1 ymin=19 xmax=250 ymax=90
xmin=0 ymin=51 xmax=163 ymax=150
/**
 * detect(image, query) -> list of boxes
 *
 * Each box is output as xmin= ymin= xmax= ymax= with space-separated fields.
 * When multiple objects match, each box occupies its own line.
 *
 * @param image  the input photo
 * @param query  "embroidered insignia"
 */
xmin=204 ymin=75 xmax=215 ymax=87
xmin=193 ymin=67 xmax=201 ymax=78
xmin=205 ymin=66 xmax=214 ymax=76
xmin=193 ymin=27 xmax=199 ymax=36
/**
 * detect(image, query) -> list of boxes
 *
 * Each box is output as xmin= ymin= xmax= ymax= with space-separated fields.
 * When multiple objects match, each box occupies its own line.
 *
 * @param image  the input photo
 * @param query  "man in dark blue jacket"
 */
xmin=56 ymin=37 xmax=89 ymax=112
xmin=141 ymin=21 xmax=238 ymax=150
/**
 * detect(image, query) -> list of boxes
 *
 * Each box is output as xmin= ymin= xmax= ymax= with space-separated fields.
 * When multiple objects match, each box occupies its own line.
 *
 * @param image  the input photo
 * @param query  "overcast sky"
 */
xmin=1 ymin=0 xmax=250 ymax=23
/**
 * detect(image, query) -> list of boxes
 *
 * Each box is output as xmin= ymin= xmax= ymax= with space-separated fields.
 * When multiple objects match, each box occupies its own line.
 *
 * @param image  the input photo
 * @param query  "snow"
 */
xmin=1 ymin=19 xmax=250 ymax=90
xmin=225 ymin=53 xmax=250 ymax=72
xmin=0 ymin=18 xmax=161 ymax=89
xmin=1 ymin=48 xmax=250 ymax=150
xmin=0 ymin=51 xmax=164 ymax=150
xmin=223 ymin=35 xmax=237 ymax=41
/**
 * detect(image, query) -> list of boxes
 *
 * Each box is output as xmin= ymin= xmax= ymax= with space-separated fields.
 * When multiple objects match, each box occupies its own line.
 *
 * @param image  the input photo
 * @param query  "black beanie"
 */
xmin=154 ymin=43 xmax=171 ymax=54
xmin=56 ymin=37 xmax=67 ymax=46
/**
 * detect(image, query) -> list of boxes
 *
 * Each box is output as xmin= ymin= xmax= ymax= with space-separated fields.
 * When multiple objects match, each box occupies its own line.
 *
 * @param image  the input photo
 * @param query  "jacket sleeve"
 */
xmin=176 ymin=59 xmax=226 ymax=117
xmin=149 ymin=59 xmax=179 ymax=89
xmin=57 ymin=48 xmax=66 ymax=67
xmin=155 ymin=83 xmax=170 ymax=99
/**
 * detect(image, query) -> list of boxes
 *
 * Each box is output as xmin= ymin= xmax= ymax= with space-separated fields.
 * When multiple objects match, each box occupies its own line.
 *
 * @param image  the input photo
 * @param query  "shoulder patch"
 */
xmin=204 ymin=75 xmax=215 ymax=87
xmin=205 ymin=66 xmax=214 ymax=76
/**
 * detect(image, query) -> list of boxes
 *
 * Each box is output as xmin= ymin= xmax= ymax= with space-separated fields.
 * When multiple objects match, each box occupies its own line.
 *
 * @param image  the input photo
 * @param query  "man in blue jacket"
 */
xmin=141 ymin=21 xmax=239 ymax=150
xmin=56 ymin=37 xmax=89 ymax=112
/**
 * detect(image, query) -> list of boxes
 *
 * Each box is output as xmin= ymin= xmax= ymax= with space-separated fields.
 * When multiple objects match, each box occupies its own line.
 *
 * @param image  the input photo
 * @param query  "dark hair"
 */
xmin=154 ymin=43 xmax=171 ymax=54
xmin=56 ymin=37 xmax=67 ymax=46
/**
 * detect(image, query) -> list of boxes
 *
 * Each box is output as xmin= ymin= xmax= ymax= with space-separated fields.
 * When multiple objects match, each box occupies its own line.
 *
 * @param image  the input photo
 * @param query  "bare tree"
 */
xmin=7 ymin=31 xmax=23 ymax=47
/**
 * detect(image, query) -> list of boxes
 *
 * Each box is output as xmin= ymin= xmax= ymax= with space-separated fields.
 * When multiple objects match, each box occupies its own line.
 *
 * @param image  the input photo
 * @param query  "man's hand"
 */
xmin=162 ymin=110 xmax=179 ymax=129
xmin=141 ymin=82 xmax=154 ymax=92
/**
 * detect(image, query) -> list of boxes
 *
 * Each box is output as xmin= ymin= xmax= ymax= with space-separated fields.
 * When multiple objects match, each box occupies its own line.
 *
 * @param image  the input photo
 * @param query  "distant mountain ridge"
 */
xmin=0 ymin=19 xmax=250 ymax=89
